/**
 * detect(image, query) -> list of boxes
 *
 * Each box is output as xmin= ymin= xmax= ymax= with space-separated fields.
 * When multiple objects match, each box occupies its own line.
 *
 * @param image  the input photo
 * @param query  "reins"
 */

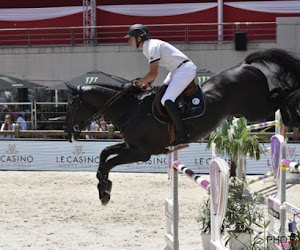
xmin=71 ymin=88 xmax=127 ymax=132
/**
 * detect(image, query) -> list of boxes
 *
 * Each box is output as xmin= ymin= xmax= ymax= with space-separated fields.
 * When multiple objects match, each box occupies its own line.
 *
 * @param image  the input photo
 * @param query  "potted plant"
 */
xmin=197 ymin=197 xmax=228 ymax=249
xmin=197 ymin=198 xmax=212 ymax=249
xmin=200 ymin=117 xmax=266 ymax=247
xmin=224 ymin=177 xmax=265 ymax=249
xmin=197 ymin=178 xmax=265 ymax=249
xmin=207 ymin=117 xmax=263 ymax=177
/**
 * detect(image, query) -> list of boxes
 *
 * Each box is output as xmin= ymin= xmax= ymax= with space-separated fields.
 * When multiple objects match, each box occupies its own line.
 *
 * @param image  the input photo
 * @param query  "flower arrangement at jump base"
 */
xmin=198 ymin=117 xmax=269 ymax=248
xmin=197 ymin=177 xmax=267 ymax=249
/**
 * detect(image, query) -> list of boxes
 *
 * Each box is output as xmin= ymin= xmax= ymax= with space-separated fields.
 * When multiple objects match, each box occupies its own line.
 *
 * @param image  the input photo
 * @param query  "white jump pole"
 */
xmin=163 ymin=152 xmax=229 ymax=250
xmin=269 ymin=134 xmax=286 ymax=240
xmin=164 ymin=151 xmax=179 ymax=250
xmin=275 ymin=110 xmax=281 ymax=135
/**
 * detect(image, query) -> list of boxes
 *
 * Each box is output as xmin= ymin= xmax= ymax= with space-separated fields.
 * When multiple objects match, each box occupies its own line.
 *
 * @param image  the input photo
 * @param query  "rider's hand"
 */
xmin=132 ymin=79 xmax=139 ymax=86
xmin=132 ymin=79 xmax=150 ymax=90
xmin=124 ymin=78 xmax=150 ymax=92
xmin=123 ymin=82 xmax=137 ymax=91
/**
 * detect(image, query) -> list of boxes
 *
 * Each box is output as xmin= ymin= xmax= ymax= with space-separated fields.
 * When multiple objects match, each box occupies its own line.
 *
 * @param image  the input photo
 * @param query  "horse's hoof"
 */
xmin=101 ymin=192 xmax=111 ymax=206
xmin=106 ymin=180 xmax=112 ymax=193
xmin=98 ymin=180 xmax=113 ymax=205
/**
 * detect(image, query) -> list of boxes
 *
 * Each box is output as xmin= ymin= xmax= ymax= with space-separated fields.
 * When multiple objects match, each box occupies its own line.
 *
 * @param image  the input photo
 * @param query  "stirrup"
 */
xmin=166 ymin=136 xmax=189 ymax=149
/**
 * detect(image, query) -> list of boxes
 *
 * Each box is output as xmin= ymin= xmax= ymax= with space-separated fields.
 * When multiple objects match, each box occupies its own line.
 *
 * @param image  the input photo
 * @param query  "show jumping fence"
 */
xmin=268 ymin=134 xmax=300 ymax=249
xmin=163 ymin=151 xmax=230 ymax=250
xmin=238 ymin=110 xmax=282 ymax=177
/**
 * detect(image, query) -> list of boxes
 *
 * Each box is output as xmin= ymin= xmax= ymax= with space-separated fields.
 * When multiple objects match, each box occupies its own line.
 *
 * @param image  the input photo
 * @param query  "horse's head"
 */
xmin=64 ymin=82 xmax=94 ymax=142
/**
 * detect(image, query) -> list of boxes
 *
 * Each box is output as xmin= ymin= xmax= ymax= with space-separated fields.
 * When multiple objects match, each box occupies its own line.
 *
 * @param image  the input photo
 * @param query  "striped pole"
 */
xmin=173 ymin=161 xmax=210 ymax=192
xmin=246 ymin=120 xmax=279 ymax=130
xmin=281 ymin=159 xmax=300 ymax=173
xmin=247 ymin=171 xmax=273 ymax=185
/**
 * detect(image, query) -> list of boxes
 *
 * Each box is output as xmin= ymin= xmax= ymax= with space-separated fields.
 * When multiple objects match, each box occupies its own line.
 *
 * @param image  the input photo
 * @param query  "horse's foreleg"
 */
xmin=97 ymin=142 xmax=128 ymax=206
xmin=101 ymin=148 xmax=150 ymax=173
xmin=97 ymin=146 xmax=151 ymax=205
xmin=97 ymin=142 xmax=127 ymax=181
xmin=99 ymin=142 xmax=127 ymax=163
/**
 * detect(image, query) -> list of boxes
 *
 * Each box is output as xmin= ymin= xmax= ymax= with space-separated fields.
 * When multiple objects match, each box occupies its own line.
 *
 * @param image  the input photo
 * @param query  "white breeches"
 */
xmin=161 ymin=61 xmax=197 ymax=106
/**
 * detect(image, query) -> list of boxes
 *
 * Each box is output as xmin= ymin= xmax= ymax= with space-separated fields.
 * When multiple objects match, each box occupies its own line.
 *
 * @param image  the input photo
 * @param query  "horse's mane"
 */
xmin=245 ymin=48 xmax=300 ymax=90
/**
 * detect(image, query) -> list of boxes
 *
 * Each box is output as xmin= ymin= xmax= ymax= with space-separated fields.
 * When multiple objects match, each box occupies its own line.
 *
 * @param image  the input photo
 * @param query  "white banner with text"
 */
xmin=0 ymin=140 xmax=300 ymax=174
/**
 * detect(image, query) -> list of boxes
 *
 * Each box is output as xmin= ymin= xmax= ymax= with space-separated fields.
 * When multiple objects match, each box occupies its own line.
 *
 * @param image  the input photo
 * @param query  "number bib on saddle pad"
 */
xmin=152 ymin=82 xmax=206 ymax=123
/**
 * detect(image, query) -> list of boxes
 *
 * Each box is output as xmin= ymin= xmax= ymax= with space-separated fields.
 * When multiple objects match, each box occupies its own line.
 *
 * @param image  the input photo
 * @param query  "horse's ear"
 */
xmin=65 ymin=81 xmax=78 ymax=95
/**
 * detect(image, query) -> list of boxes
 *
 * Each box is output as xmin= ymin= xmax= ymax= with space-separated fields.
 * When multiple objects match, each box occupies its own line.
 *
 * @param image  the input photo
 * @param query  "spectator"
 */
xmin=2 ymin=105 xmax=8 ymax=113
xmin=1 ymin=114 xmax=14 ymax=138
xmin=16 ymin=112 xmax=27 ymax=130
xmin=85 ymin=120 xmax=98 ymax=139
xmin=98 ymin=116 xmax=109 ymax=132
xmin=37 ymin=113 xmax=47 ymax=130
xmin=25 ymin=109 xmax=32 ymax=130
xmin=11 ymin=106 xmax=18 ymax=122
xmin=95 ymin=116 xmax=109 ymax=139
xmin=2 ymin=105 xmax=8 ymax=111
xmin=1 ymin=105 xmax=9 ymax=122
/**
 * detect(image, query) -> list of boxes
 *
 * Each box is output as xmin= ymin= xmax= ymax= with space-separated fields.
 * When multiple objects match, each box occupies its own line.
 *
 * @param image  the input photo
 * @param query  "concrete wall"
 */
xmin=3 ymin=16 xmax=300 ymax=88
xmin=0 ymin=42 xmax=276 ymax=87
xmin=277 ymin=17 xmax=300 ymax=55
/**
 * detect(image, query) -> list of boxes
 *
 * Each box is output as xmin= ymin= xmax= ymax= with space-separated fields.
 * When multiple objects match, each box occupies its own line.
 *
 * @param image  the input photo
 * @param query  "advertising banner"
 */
xmin=0 ymin=140 xmax=299 ymax=174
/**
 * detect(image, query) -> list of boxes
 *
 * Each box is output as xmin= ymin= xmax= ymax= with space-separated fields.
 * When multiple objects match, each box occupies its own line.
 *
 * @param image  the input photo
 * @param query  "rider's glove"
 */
xmin=124 ymin=78 xmax=150 ymax=92
xmin=132 ymin=79 xmax=139 ymax=85
xmin=132 ymin=78 xmax=149 ymax=90
xmin=123 ymin=82 xmax=137 ymax=91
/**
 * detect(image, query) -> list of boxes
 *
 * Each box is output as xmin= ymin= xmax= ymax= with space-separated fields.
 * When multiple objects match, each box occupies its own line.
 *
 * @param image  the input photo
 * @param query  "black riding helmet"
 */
xmin=125 ymin=24 xmax=150 ymax=48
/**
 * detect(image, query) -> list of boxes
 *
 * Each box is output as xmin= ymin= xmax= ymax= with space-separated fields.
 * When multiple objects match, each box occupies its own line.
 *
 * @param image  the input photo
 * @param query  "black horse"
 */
xmin=64 ymin=48 xmax=300 ymax=205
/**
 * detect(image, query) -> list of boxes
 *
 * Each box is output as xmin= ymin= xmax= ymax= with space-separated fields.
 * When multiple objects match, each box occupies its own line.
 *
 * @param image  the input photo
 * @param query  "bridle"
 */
xmin=65 ymin=86 xmax=127 ymax=140
xmin=66 ymin=94 xmax=92 ymax=134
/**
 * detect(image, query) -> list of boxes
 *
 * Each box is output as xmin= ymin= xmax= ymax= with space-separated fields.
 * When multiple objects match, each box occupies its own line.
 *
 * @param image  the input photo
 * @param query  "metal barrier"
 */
xmin=34 ymin=102 xmax=67 ymax=130
xmin=0 ymin=102 xmax=67 ymax=130
xmin=0 ymin=22 xmax=276 ymax=47
xmin=0 ymin=102 xmax=34 ymax=129
xmin=0 ymin=126 xmax=122 ymax=139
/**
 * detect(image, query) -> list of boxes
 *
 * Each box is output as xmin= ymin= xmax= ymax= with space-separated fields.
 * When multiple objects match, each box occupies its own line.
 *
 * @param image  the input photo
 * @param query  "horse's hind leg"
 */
xmin=97 ymin=142 xmax=128 ymax=205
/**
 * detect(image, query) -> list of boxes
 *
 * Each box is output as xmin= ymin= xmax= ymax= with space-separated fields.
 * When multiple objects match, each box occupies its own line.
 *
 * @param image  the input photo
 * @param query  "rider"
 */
xmin=125 ymin=24 xmax=197 ymax=147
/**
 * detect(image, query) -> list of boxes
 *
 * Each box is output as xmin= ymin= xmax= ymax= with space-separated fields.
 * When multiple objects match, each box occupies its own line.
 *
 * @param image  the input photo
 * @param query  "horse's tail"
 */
xmin=246 ymin=48 xmax=300 ymax=127
xmin=245 ymin=48 xmax=300 ymax=90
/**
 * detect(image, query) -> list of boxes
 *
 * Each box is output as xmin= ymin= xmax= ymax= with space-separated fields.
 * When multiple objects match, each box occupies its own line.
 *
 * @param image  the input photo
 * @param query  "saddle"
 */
xmin=153 ymin=80 xmax=206 ymax=123
xmin=152 ymin=80 xmax=206 ymax=144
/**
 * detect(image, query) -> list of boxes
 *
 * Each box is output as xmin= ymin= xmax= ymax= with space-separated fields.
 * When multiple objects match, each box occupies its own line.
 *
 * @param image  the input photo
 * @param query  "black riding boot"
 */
xmin=164 ymin=100 xmax=188 ymax=147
